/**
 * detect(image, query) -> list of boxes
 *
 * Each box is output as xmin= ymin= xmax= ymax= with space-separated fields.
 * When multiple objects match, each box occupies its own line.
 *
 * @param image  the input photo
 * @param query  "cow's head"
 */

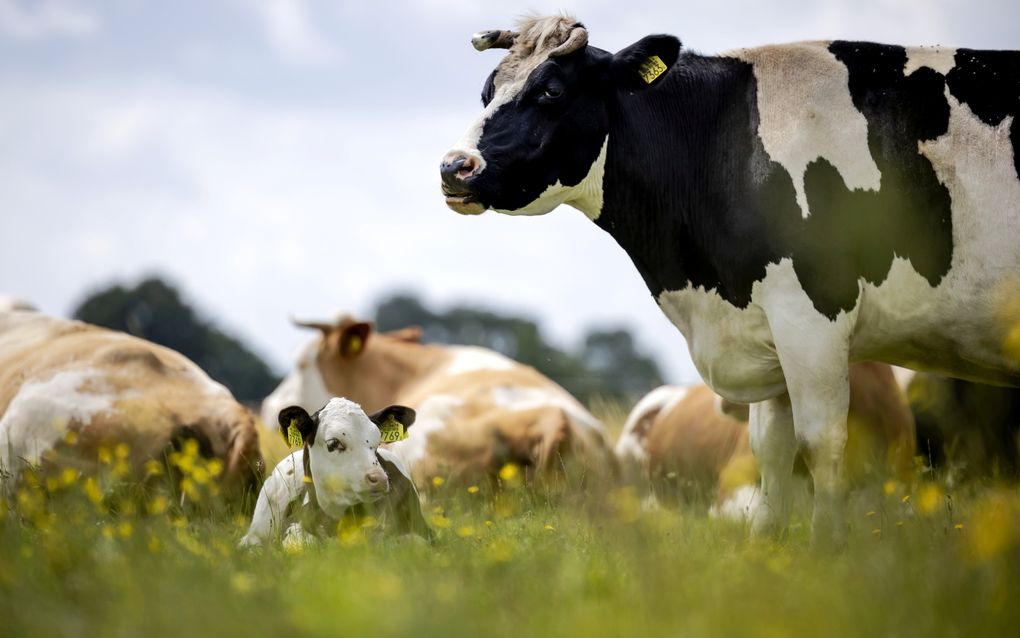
xmin=441 ymin=15 xmax=680 ymax=218
xmin=261 ymin=317 xmax=423 ymax=429
xmin=279 ymin=399 xmax=415 ymax=516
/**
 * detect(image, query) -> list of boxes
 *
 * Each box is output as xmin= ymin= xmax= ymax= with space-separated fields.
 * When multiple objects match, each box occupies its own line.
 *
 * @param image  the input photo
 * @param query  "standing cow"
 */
xmin=441 ymin=15 xmax=1020 ymax=545
xmin=0 ymin=309 xmax=262 ymax=496
xmin=262 ymin=316 xmax=613 ymax=489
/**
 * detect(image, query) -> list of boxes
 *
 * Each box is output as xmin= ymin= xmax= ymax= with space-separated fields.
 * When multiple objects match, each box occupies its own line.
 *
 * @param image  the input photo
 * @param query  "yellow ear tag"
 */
xmin=379 ymin=415 xmax=407 ymax=444
xmin=346 ymin=335 xmax=363 ymax=356
xmin=287 ymin=419 xmax=303 ymax=448
xmin=638 ymin=55 xmax=667 ymax=84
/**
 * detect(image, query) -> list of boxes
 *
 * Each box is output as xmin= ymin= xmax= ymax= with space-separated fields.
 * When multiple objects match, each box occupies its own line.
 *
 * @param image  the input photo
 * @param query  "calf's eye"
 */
xmin=326 ymin=439 xmax=346 ymax=453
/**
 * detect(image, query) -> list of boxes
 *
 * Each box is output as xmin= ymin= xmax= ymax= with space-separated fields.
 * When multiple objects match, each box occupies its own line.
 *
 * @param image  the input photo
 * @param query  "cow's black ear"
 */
xmin=610 ymin=35 xmax=681 ymax=88
xmin=279 ymin=406 xmax=318 ymax=446
xmin=369 ymin=405 xmax=416 ymax=443
xmin=369 ymin=405 xmax=416 ymax=430
xmin=338 ymin=322 xmax=372 ymax=359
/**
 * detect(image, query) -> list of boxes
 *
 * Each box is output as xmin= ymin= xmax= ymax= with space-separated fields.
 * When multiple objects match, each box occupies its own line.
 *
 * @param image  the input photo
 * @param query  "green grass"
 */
xmin=3 ymin=415 xmax=1020 ymax=638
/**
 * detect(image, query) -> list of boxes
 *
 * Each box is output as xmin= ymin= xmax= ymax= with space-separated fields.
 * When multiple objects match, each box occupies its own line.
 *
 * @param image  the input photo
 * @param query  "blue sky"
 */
xmin=1 ymin=0 xmax=1017 ymax=383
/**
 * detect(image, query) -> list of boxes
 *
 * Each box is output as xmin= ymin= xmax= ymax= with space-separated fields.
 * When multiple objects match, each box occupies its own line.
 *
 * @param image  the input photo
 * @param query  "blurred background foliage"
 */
xmin=72 ymin=277 xmax=665 ymax=406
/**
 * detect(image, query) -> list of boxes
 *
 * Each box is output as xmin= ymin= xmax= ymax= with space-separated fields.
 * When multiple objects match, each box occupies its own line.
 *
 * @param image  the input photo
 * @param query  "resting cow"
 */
xmin=262 ymin=316 xmax=613 ymax=488
xmin=616 ymin=363 xmax=915 ymax=518
xmin=0 ymin=308 xmax=261 ymax=495
xmin=241 ymin=399 xmax=431 ymax=547
xmin=441 ymin=15 xmax=1020 ymax=545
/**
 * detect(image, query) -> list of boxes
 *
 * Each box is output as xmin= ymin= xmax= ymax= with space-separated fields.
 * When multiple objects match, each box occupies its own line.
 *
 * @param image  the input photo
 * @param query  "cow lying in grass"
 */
xmin=241 ymin=398 xmax=432 ymax=547
xmin=616 ymin=363 xmax=915 ymax=519
xmin=0 ymin=307 xmax=261 ymax=498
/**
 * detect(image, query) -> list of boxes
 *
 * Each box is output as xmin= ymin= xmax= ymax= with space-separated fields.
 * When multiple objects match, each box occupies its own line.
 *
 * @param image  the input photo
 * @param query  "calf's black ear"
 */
xmin=369 ymin=405 xmax=416 ymax=443
xmin=611 ymin=35 xmax=681 ymax=89
xmin=279 ymin=406 xmax=318 ymax=447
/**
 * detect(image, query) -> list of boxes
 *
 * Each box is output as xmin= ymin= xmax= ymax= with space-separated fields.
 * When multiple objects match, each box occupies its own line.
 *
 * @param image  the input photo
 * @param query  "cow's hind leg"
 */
xmin=749 ymin=394 xmax=797 ymax=538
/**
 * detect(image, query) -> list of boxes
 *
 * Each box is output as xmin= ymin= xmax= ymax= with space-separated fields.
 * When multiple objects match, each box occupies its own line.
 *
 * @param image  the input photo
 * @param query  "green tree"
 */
xmin=72 ymin=276 xmax=280 ymax=404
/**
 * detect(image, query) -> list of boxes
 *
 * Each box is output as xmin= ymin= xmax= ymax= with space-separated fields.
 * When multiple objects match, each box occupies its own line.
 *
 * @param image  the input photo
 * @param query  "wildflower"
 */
xmin=101 ymin=524 xmax=115 ymax=540
xmin=118 ymin=521 xmax=133 ymax=538
xmin=97 ymin=447 xmax=112 ymax=465
xmin=148 ymin=495 xmax=168 ymax=515
xmin=954 ymin=523 xmax=965 ymax=530
xmin=147 ymin=534 xmax=161 ymax=553
xmin=865 ymin=511 xmax=877 ymax=518
xmin=967 ymin=493 xmax=1018 ymax=561
xmin=871 ymin=528 xmax=882 ymax=537
xmin=112 ymin=461 xmax=130 ymax=478
xmin=114 ymin=442 xmax=130 ymax=460
xmin=544 ymin=524 xmax=555 ymax=531
xmin=456 ymin=526 xmax=475 ymax=538
xmin=191 ymin=465 xmax=210 ymax=485
xmin=60 ymin=467 xmax=78 ymax=486
xmin=901 ymin=494 xmax=911 ymax=504
xmin=467 ymin=485 xmax=480 ymax=494
xmin=83 ymin=477 xmax=103 ymax=505
xmin=207 ymin=458 xmax=224 ymax=478
xmin=144 ymin=459 xmax=163 ymax=477
xmin=484 ymin=520 xmax=493 ymax=527
xmin=432 ymin=476 xmax=445 ymax=488
xmin=45 ymin=476 xmax=60 ymax=492
xmin=883 ymin=480 xmax=899 ymax=496
xmin=64 ymin=429 xmax=78 ymax=445
xmin=484 ymin=538 xmax=516 ymax=563
xmin=916 ymin=483 xmax=944 ymax=516
xmin=498 ymin=463 xmax=520 ymax=482
xmin=430 ymin=514 xmax=452 ymax=529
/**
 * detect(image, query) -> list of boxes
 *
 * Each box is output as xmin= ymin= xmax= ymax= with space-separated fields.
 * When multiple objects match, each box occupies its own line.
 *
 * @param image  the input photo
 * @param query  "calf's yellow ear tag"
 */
xmin=639 ymin=55 xmax=667 ymax=84
xmin=287 ymin=419 xmax=304 ymax=448
xmin=379 ymin=415 xmax=407 ymax=444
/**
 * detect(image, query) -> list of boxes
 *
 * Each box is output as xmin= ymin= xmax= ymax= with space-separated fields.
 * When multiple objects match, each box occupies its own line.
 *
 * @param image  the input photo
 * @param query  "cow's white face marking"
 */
xmin=307 ymin=398 xmax=387 ymax=518
xmin=260 ymin=338 xmax=330 ymax=432
xmin=493 ymin=136 xmax=608 ymax=219
xmin=736 ymin=43 xmax=881 ymax=218
xmin=0 ymin=368 xmax=114 ymax=480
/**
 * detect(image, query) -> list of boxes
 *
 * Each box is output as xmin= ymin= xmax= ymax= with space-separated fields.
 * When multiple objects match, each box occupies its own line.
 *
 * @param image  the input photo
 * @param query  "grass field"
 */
xmin=3 ymin=408 xmax=1020 ymax=637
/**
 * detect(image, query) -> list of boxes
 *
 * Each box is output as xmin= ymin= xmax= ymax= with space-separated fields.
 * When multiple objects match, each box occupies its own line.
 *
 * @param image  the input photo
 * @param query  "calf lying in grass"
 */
xmin=241 ymin=398 xmax=432 ymax=547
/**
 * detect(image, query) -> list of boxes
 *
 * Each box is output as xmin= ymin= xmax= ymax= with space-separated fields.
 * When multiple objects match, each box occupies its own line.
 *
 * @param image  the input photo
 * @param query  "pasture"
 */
xmin=3 ymin=406 xmax=1019 ymax=638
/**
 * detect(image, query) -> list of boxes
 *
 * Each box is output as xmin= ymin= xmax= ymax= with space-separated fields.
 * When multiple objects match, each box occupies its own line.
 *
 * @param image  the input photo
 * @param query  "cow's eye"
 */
xmin=543 ymin=86 xmax=563 ymax=99
xmin=325 ymin=439 xmax=345 ymax=453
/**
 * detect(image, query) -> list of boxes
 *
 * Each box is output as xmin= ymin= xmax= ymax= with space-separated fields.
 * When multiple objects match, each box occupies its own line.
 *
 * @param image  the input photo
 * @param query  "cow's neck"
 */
xmin=593 ymin=53 xmax=788 ymax=310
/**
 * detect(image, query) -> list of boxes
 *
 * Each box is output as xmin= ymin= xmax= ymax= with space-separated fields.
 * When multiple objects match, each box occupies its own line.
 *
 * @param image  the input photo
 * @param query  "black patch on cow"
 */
xmin=595 ymin=43 xmax=957 ymax=318
xmin=946 ymin=48 xmax=1020 ymax=180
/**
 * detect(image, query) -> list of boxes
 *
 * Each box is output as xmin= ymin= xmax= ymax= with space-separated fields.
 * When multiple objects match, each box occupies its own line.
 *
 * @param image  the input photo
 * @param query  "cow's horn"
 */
xmin=472 ymin=30 xmax=517 ymax=51
xmin=291 ymin=318 xmax=335 ymax=333
xmin=549 ymin=24 xmax=588 ymax=57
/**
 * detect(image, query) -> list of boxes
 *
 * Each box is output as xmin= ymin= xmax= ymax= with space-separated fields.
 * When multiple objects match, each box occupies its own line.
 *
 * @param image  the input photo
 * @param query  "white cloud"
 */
xmin=245 ymin=0 xmax=339 ymax=66
xmin=0 ymin=0 xmax=99 ymax=40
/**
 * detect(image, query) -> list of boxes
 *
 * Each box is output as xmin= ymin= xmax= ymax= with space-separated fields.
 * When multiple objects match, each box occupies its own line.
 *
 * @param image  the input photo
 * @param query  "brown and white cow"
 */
xmin=616 ymin=362 xmax=915 ymax=518
xmin=261 ymin=316 xmax=613 ymax=488
xmin=0 ymin=308 xmax=262 ymax=495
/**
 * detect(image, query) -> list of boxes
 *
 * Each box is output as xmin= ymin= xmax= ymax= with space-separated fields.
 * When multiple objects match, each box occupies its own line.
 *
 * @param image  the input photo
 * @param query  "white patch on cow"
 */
xmin=735 ymin=43 xmax=881 ymax=218
xmin=442 ymin=346 xmax=516 ymax=376
xmin=890 ymin=366 xmax=916 ymax=391
xmin=710 ymin=485 xmax=762 ymax=521
xmin=494 ymin=136 xmax=608 ymax=218
xmin=0 ymin=368 xmax=114 ymax=481
xmin=260 ymin=337 xmax=330 ymax=431
xmin=614 ymin=385 xmax=688 ymax=484
xmin=903 ymin=46 xmax=957 ymax=76
xmin=385 ymin=394 xmax=464 ymax=474
xmin=488 ymin=384 xmax=604 ymax=433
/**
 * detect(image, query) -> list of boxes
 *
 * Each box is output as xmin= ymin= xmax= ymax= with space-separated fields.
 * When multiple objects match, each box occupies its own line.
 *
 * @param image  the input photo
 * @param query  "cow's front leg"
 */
xmin=748 ymin=394 xmax=797 ymax=538
xmin=776 ymin=343 xmax=851 ymax=549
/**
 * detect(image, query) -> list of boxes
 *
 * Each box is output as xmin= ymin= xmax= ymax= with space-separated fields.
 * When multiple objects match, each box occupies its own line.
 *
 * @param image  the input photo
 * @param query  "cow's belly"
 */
xmin=658 ymin=287 xmax=786 ymax=402
xmin=853 ymin=257 xmax=1020 ymax=385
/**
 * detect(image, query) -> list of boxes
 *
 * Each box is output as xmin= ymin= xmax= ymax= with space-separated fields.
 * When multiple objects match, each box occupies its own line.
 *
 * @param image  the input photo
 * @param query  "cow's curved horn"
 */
xmin=291 ymin=318 xmax=335 ymax=333
xmin=549 ymin=24 xmax=588 ymax=57
xmin=472 ymin=30 xmax=517 ymax=51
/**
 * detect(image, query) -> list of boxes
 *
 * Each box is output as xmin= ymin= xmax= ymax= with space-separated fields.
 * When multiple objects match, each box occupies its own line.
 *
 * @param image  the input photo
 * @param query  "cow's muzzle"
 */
xmin=440 ymin=152 xmax=486 ymax=215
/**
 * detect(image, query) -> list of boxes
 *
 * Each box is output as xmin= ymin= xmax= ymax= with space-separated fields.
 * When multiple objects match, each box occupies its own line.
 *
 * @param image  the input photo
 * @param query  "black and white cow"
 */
xmin=240 ymin=398 xmax=432 ymax=547
xmin=440 ymin=15 xmax=1020 ymax=546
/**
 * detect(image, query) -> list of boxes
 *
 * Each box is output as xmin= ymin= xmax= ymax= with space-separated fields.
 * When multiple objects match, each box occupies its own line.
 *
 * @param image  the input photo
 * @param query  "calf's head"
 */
xmin=441 ymin=15 xmax=680 ymax=217
xmin=278 ymin=398 xmax=415 ymax=516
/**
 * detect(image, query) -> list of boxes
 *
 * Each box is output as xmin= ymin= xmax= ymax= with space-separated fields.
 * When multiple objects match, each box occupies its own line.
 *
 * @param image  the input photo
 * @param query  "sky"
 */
xmin=1 ymin=0 xmax=1017 ymax=384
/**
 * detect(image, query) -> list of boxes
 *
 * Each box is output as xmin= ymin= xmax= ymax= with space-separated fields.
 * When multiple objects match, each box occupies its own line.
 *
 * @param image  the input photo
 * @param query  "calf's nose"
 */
xmin=366 ymin=468 xmax=389 ymax=491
